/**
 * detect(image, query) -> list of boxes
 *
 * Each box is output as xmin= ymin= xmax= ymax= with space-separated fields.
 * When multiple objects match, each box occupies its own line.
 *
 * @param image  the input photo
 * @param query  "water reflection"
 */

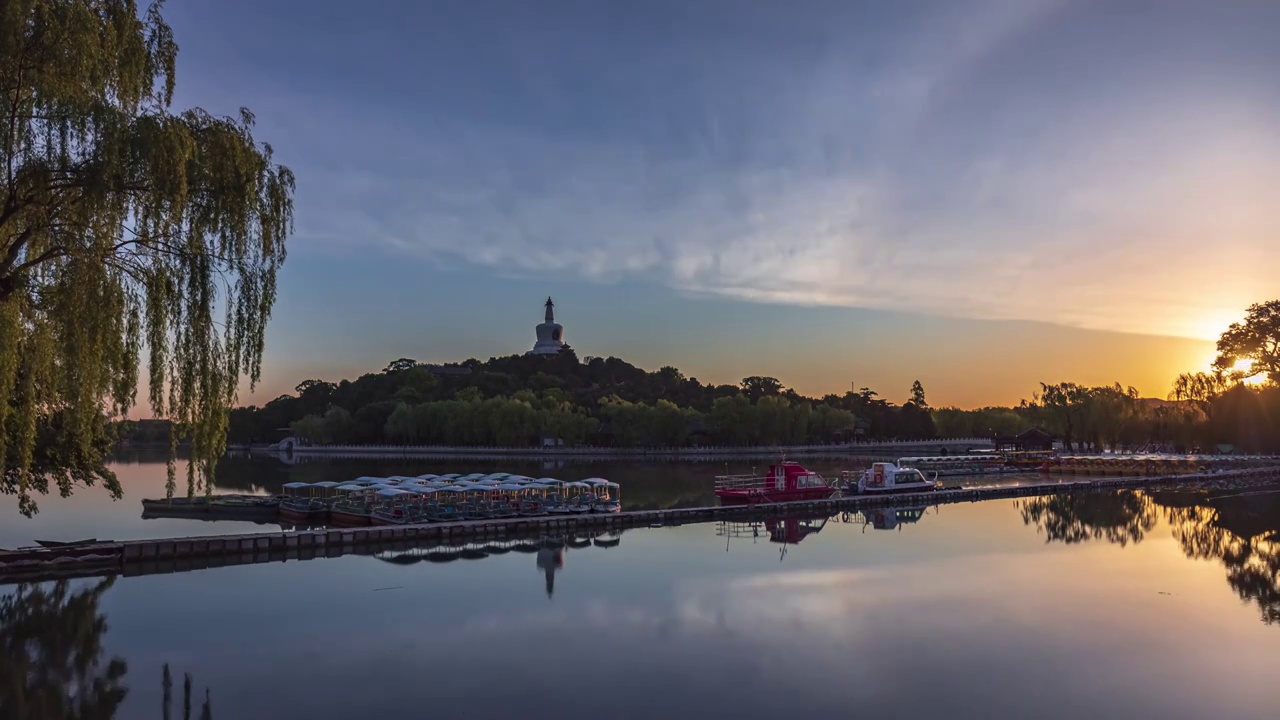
xmin=366 ymin=530 xmax=620 ymax=599
xmin=717 ymin=505 xmax=933 ymax=561
xmin=1020 ymin=486 xmax=1280 ymax=625
xmin=0 ymin=579 xmax=128 ymax=719
xmin=162 ymin=664 xmax=213 ymax=720
xmin=1018 ymin=491 xmax=1158 ymax=546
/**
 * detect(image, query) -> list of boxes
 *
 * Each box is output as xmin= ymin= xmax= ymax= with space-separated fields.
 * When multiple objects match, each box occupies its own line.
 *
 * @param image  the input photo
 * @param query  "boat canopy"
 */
xmin=376 ymin=488 xmax=411 ymax=497
xmin=415 ymin=474 xmax=439 ymax=480
xmin=352 ymin=476 xmax=386 ymax=483
xmin=334 ymin=484 xmax=366 ymax=492
xmin=564 ymin=481 xmax=590 ymax=488
xmin=404 ymin=486 xmax=437 ymax=494
xmin=583 ymin=478 xmax=611 ymax=485
xmin=538 ymin=477 xmax=561 ymax=483
xmin=497 ymin=483 xmax=526 ymax=491
xmin=313 ymin=481 xmax=340 ymax=488
xmin=477 ymin=478 xmax=503 ymax=486
xmin=282 ymin=482 xmax=309 ymax=489
xmin=601 ymin=481 xmax=620 ymax=488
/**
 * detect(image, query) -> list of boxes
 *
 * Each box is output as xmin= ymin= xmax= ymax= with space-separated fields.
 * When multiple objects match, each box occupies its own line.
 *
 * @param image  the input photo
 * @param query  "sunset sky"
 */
xmin=159 ymin=0 xmax=1276 ymax=408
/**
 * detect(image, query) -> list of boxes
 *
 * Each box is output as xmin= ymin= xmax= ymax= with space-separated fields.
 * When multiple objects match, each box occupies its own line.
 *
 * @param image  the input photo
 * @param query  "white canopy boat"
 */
xmin=843 ymin=462 xmax=939 ymax=495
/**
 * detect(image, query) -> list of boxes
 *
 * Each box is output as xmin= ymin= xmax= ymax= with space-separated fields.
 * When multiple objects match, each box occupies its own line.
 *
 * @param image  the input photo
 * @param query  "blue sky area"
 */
xmin=157 ymin=0 xmax=1278 ymax=407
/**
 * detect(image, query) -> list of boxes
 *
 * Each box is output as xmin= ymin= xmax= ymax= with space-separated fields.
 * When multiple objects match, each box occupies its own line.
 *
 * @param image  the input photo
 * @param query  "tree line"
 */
xmin=935 ymin=301 xmax=1280 ymax=454
xmin=226 ymin=352 xmax=938 ymax=448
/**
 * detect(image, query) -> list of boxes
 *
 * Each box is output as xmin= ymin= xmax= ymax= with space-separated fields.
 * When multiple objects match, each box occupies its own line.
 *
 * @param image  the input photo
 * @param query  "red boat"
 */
xmin=714 ymin=462 xmax=835 ymax=505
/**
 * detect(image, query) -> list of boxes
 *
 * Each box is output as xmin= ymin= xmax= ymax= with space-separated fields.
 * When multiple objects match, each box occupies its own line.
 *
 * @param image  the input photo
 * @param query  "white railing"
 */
xmin=713 ymin=474 xmax=772 ymax=492
xmin=263 ymin=437 xmax=997 ymax=455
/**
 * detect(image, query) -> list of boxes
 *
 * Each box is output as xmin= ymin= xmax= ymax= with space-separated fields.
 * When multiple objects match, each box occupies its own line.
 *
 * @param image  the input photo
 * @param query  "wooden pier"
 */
xmin=3 ymin=466 xmax=1279 ymax=584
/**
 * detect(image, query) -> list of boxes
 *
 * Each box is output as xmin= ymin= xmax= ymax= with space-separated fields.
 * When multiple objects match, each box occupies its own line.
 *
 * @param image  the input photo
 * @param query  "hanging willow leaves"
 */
xmin=1 ymin=0 xmax=294 ymax=515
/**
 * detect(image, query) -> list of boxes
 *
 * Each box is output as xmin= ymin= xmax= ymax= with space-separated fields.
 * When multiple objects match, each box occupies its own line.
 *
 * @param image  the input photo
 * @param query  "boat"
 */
xmin=563 ymin=481 xmax=592 ymax=513
xmin=841 ymin=462 xmax=938 ymax=495
xmin=328 ymin=484 xmax=374 ymax=526
xmin=585 ymin=479 xmax=621 ymax=513
xmin=714 ymin=462 xmax=835 ymax=505
xmin=141 ymin=494 xmax=281 ymax=520
xmin=896 ymin=454 xmax=1015 ymax=477
xmin=370 ymin=487 xmax=426 ymax=525
xmin=278 ymin=482 xmax=330 ymax=523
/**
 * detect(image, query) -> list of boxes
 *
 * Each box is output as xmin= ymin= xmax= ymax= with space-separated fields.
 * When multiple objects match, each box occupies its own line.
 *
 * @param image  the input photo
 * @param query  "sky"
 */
xmin=157 ymin=0 xmax=1279 ymax=408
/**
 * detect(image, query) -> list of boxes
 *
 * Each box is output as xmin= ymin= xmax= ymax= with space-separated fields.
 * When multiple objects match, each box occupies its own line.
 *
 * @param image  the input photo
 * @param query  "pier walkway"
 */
xmin=3 ymin=466 xmax=1278 ymax=584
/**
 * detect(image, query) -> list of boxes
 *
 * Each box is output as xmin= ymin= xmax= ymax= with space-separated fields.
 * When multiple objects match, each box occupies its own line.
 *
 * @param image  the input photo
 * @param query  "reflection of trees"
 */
xmin=1161 ymin=494 xmax=1280 ymax=625
xmin=0 ymin=579 xmax=128 ymax=719
xmin=1019 ymin=491 xmax=1157 ymax=546
xmin=162 ymin=664 xmax=213 ymax=720
xmin=1019 ymin=487 xmax=1280 ymax=626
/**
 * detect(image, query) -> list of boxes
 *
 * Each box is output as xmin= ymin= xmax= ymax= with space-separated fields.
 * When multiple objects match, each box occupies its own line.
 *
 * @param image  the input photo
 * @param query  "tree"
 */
xmin=383 ymin=358 xmax=417 ymax=374
xmin=740 ymin=376 xmax=782 ymax=402
xmin=1 ymin=1 xmax=294 ymax=515
xmin=909 ymin=380 xmax=927 ymax=408
xmin=1215 ymin=300 xmax=1280 ymax=383
xmin=1033 ymin=382 xmax=1090 ymax=451
xmin=1170 ymin=372 xmax=1228 ymax=417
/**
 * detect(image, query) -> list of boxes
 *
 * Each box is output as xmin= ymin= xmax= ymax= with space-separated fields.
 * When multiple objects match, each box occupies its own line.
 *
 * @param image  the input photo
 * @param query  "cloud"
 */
xmin=276 ymin=0 xmax=1279 ymax=341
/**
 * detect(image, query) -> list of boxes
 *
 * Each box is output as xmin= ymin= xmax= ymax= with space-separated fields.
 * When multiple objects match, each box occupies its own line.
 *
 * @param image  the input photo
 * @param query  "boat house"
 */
xmin=993 ymin=428 xmax=1055 ymax=452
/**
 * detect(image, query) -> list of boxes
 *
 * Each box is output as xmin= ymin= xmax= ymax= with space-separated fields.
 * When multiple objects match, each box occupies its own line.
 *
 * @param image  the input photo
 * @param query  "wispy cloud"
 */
xmin=253 ymin=0 xmax=1279 ymax=341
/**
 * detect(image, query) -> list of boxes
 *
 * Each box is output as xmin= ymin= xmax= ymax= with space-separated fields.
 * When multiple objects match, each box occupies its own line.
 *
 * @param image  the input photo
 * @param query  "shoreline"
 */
xmin=229 ymin=438 xmax=994 ymax=460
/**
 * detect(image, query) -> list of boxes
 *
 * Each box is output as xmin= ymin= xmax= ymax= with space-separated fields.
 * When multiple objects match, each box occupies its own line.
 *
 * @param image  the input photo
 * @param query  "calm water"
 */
xmin=3 ymin=457 xmax=1279 ymax=719
xmin=1 ymin=451 xmax=1084 ymax=548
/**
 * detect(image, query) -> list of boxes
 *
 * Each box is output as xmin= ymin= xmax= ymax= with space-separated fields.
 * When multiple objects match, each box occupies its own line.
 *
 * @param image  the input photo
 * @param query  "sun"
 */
xmin=1230 ymin=358 xmax=1266 ymax=385
xmin=1198 ymin=356 xmax=1264 ymax=385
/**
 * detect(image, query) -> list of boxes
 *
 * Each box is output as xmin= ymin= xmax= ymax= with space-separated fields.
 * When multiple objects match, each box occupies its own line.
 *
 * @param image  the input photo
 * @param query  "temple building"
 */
xmin=529 ymin=296 xmax=566 ymax=355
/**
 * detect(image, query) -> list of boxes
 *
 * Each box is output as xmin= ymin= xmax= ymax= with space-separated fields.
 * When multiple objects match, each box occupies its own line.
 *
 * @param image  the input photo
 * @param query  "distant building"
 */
xmin=529 ymin=296 xmax=566 ymax=355
xmin=993 ymin=427 xmax=1056 ymax=452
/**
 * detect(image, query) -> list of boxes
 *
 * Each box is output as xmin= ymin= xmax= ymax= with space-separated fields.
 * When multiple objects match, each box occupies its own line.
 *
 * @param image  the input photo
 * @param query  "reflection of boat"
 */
xmin=765 ymin=516 xmax=828 ymax=544
xmin=141 ymin=494 xmax=281 ymax=520
xmin=592 ymin=531 xmax=621 ymax=548
xmin=714 ymin=462 xmax=835 ymax=505
xmin=841 ymin=462 xmax=938 ymax=495
xmin=859 ymin=506 xmax=928 ymax=531
xmin=717 ymin=511 xmax=831 ymax=549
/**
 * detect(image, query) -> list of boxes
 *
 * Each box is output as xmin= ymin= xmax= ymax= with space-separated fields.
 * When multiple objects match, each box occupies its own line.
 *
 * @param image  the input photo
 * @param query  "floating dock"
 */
xmin=3 ymin=466 xmax=1278 ymax=584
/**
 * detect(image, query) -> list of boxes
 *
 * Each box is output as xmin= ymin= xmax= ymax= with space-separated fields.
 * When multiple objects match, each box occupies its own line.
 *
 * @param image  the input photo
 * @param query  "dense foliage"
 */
xmin=227 ymin=353 xmax=939 ymax=447
xmin=1 ymin=0 xmax=294 ymax=514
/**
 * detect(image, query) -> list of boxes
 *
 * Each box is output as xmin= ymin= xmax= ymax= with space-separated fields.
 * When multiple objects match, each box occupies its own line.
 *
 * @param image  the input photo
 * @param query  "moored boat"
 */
xmin=278 ymin=482 xmax=329 ymax=523
xmin=714 ymin=462 xmax=834 ymax=505
xmin=841 ymin=462 xmax=938 ymax=495
xmin=141 ymin=494 xmax=281 ymax=520
xmin=328 ymin=483 xmax=374 ymax=526
xmin=585 ymin=479 xmax=621 ymax=512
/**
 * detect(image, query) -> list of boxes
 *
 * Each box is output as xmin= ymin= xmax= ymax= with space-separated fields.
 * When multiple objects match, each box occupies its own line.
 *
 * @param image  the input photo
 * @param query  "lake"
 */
xmin=2 ymin=455 xmax=1279 ymax=719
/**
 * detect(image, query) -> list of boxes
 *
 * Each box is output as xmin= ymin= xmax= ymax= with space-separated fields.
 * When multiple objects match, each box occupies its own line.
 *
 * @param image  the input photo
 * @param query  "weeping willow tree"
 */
xmin=1 ymin=0 xmax=294 ymax=515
